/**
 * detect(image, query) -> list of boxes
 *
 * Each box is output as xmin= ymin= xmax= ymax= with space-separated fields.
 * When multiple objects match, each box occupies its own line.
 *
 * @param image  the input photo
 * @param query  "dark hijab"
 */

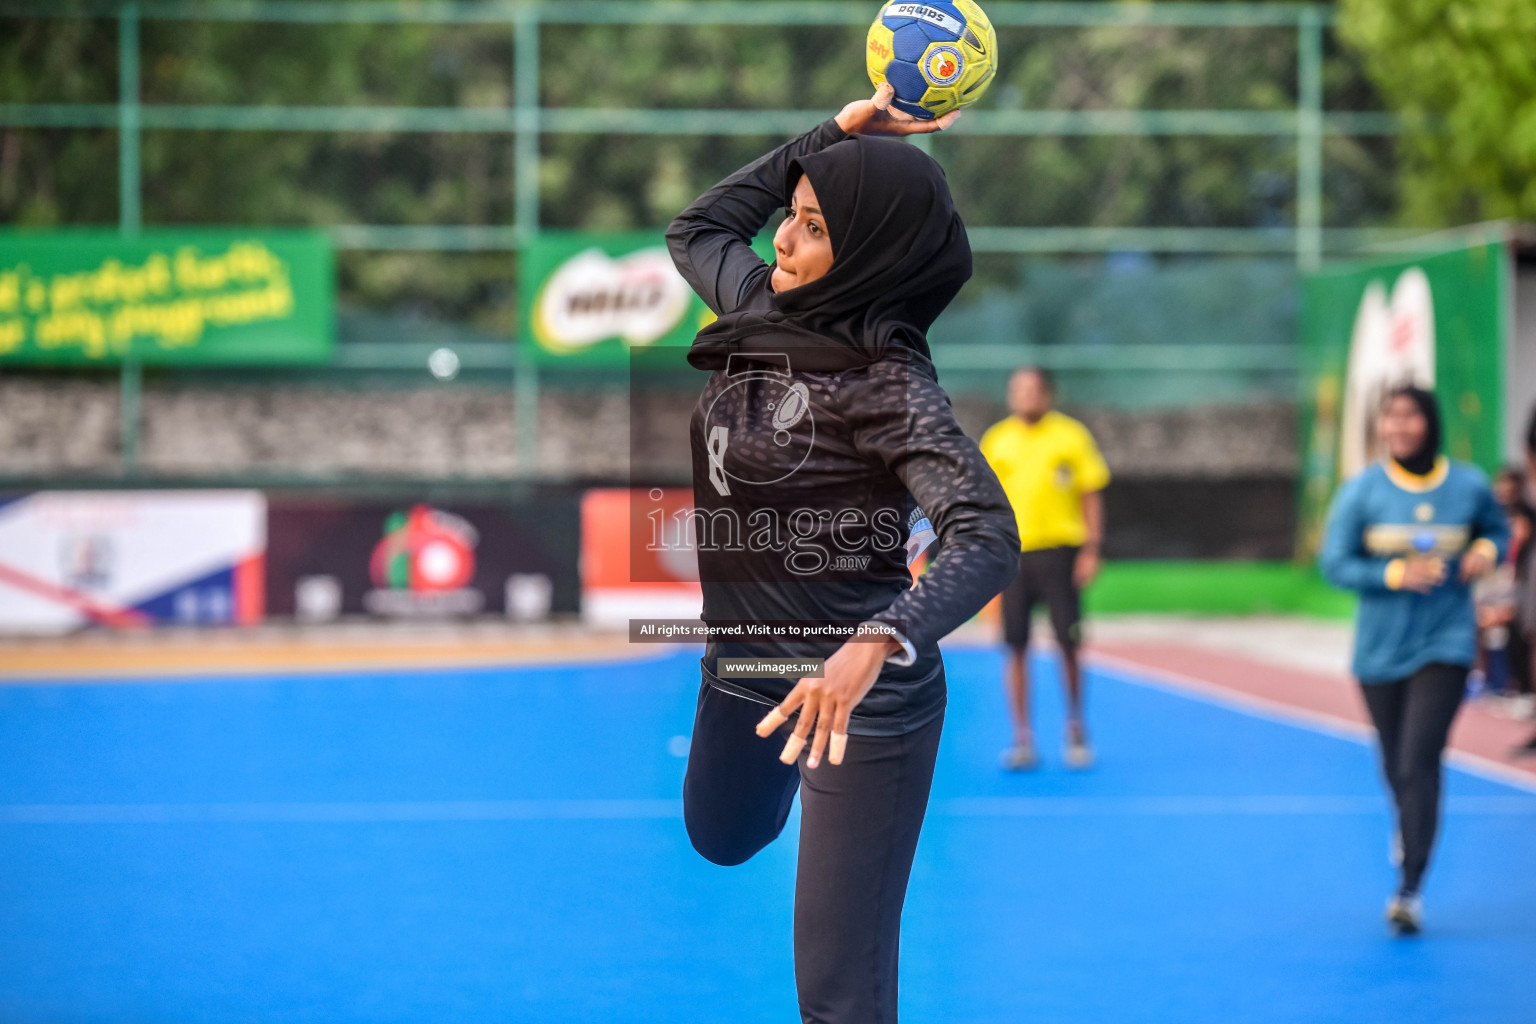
xmin=1387 ymin=384 xmax=1442 ymax=476
xmin=687 ymin=134 xmax=971 ymax=375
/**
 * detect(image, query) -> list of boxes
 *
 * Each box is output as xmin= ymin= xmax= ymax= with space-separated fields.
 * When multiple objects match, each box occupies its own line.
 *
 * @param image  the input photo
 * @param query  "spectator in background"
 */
xmin=980 ymin=367 xmax=1109 ymax=771
xmin=1473 ymin=467 xmax=1529 ymax=695
xmin=1501 ymin=502 xmax=1534 ymax=704
xmin=1494 ymin=466 xmax=1526 ymax=508
xmin=1517 ymin=412 xmax=1536 ymax=757
xmin=1474 ymin=501 xmax=1527 ymax=696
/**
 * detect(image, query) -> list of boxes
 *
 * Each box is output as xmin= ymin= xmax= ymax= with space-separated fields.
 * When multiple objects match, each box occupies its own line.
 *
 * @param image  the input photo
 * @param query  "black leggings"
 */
xmin=683 ymin=679 xmax=943 ymax=1024
xmin=1509 ymin=626 xmax=1532 ymax=695
xmin=1358 ymin=663 xmax=1468 ymax=895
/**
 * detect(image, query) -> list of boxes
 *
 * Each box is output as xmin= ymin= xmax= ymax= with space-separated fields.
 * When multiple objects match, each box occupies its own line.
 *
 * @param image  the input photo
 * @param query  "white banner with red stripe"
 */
xmin=0 ymin=490 xmax=265 ymax=634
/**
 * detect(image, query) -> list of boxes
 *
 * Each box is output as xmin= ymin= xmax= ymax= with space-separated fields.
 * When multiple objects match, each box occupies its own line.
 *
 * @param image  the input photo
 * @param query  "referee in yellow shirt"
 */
xmin=980 ymin=367 xmax=1110 ymax=770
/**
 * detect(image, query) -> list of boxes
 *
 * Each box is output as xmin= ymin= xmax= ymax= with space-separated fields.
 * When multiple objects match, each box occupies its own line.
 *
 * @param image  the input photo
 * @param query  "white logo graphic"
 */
xmin=886 ymin=2 xmax=964 ymax=35
xmin=771 ymin=382 xmax=811 ymax=432
xmin=707 ymin=425 xmax=732 ymax=497
xmin=532 ymin=246 xmax=692 ymax=352
xmin=1340 ymin=267 xmax=1435 ymax=480
xmin=60 ymin=534 xmax=114 ymax=590
xmin=703 ymin=358 xmax=816 ymax=490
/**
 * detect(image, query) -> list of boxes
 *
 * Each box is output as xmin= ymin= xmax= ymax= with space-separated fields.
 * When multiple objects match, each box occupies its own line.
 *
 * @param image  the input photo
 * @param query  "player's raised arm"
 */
xmin=665 ymin=86 xmax=958 ymax=317
xmin=665 ymin=121 xmax=846 ymax=316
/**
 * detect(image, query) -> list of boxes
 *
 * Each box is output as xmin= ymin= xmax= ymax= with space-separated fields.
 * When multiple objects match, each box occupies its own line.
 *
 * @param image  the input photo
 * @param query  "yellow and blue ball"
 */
xmin=867 ymin=0 xmax=998 ymax=120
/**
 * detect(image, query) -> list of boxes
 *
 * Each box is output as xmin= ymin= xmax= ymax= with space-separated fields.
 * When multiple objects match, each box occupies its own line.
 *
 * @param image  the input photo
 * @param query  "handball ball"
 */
xmin=867 ymin=1 xmax=998 ymax=120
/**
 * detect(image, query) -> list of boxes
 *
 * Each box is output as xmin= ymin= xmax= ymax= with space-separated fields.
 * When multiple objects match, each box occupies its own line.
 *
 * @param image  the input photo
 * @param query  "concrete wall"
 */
xmin=0 ymin=379 xmax=124 ymax=476
xmin=0 ymin=378 xmax=1297 ymax=483
xmin=952 ymin=398 xmax=1298 ymax=479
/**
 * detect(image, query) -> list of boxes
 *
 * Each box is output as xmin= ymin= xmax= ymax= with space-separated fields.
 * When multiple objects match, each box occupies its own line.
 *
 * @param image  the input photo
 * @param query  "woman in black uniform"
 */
xmin=666 ymin=86 xmax=1019 ymax=1023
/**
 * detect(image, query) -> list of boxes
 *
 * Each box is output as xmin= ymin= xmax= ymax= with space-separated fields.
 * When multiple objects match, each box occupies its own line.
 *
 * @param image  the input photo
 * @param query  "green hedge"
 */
xmin=1084 ymin=561 xmax=1356 ymax=620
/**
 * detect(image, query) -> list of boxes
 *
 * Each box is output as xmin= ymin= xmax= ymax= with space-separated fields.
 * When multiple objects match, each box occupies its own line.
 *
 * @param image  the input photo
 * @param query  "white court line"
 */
xmin=1087 ymin=650 xmax=1536 ymax=796
xmin=0 ymin=799 xmax=684 ymax=824
xmin=2 ymin=795 xmax=1533 ymax=825
xmin=939 ymin=795 xmax=1536 ymax=817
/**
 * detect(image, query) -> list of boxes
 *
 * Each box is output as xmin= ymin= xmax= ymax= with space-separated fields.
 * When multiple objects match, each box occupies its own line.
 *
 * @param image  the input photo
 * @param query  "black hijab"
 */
xmin=687 ymin=134 xmax=971 ymax=375
xmin=1388 ymin=384 xmax=1442 ymax=476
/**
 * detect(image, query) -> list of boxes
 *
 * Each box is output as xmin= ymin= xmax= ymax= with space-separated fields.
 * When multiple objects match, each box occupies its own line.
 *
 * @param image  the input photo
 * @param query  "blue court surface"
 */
xmin=1 ymin=645 xmax=1533 ymax=1023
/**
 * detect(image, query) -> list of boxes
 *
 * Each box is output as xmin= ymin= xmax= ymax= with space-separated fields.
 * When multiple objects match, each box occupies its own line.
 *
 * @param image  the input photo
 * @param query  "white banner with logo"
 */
xmin=0 ymin=490 xmax=266 ymax=634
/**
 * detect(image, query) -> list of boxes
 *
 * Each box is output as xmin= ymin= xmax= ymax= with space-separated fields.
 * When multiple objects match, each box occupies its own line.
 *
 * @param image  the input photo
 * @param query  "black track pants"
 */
xmin=682 ymin=679 xmax=943 ymax=1024
xmin=1509 ymin=626 xmax=1532 ymax=695
xmin=1358 ymin=662 xmax=1468 ymax=895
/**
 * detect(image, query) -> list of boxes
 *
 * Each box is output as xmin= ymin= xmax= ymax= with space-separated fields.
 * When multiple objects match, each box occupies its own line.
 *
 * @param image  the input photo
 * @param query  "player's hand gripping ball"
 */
xmin=867 ymin=1 xmax=998 ymax=120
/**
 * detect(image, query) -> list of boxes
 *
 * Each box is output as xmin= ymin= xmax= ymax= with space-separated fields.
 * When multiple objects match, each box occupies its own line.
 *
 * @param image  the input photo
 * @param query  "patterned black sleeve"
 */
xmin=841 ymin=360 xmax=1020 ymax=653
xmin=665 ymin=118 xmax=849 ymax=316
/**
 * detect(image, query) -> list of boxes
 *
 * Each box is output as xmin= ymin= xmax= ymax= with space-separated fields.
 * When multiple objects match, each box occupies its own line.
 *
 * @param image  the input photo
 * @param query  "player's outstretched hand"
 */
xmin=835 ymin=83 xmax=961 ymax=136
xmin=754 ymin=634 xmax=900 ymax=769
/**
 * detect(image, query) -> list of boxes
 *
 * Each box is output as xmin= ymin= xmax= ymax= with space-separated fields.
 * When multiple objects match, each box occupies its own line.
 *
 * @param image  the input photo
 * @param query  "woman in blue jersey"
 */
xmin=1320 ymin=385 xmax=1509 ymax=935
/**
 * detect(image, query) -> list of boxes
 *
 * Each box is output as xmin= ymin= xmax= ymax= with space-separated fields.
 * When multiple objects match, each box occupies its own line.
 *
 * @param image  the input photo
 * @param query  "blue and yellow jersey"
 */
xmin=1319 ymin=457 xmax=1509 ymax=683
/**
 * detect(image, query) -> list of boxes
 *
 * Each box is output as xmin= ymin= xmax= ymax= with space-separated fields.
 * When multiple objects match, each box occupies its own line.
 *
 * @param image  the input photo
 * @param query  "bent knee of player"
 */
xmin=684 ymin=814 xmax=782 ymax=866
xmin=683 ymin=790 xmax=791 ymax=866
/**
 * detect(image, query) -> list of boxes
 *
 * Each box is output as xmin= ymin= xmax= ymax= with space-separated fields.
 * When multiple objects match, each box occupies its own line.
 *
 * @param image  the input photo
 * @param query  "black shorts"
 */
xmin=1000 ymin=545 xmax=1082 ymax=651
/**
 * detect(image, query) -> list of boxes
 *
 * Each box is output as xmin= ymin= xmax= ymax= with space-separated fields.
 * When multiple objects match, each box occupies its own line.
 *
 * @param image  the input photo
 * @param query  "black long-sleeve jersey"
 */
xmin=665 ymin=119 xmax=1020 ymax=736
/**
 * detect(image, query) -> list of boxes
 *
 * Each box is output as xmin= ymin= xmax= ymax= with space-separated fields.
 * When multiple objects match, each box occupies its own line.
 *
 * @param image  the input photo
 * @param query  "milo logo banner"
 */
xmin=0 ymin=230 xmax=333 ymax=365
xmin=519 ymin=232 xmax=770 ymax=366
xmin=1298 ymin=239 xmax=1508 ymax=555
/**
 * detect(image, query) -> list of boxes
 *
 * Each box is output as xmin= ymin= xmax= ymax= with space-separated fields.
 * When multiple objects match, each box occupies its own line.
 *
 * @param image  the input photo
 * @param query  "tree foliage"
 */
xmin=0 ymin=8 xmax=1397 ymax=329
xmin=1338 ymin=0 xmax=1536 ymax=225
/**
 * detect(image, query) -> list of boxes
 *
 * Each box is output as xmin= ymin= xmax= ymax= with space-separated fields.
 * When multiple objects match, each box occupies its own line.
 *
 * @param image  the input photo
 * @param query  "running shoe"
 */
xmin=1000 ymin=743 xmax=1039 ymax=772
xmin=1064 ymin=736 xmax=1096 ymax=771
xmin=1488 ymin=693 xmax=1536 ymax=721
xmin=1386 ymin=892 xmax=1423 ymax=936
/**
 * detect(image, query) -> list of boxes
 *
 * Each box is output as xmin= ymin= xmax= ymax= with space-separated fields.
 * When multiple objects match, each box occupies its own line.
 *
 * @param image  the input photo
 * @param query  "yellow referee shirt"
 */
xmin=979 ymin=410 xmax=1110 ymax=552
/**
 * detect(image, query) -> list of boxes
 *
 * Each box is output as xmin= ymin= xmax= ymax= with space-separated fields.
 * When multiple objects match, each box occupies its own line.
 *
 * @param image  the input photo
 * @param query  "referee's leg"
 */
xmin=1000 ymin=555 xmax=1038 ymax=764
xmin=1042 ymin=546 xmax=1088 ymax=753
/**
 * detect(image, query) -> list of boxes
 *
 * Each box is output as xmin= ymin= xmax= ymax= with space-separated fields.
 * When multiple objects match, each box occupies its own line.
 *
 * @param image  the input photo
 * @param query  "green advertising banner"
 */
xmin=519 ymin=232 xmax=770 ymax=366
xmin=1298 ymin=240 xmax=1508 ymax=556
xmin=0 ymin=230 xmax=334 ymax=365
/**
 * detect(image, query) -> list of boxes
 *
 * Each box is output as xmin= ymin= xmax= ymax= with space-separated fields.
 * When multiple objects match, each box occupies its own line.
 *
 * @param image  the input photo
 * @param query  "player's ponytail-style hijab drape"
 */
xmin=687 ymin=134 xmax=971 ymax=374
